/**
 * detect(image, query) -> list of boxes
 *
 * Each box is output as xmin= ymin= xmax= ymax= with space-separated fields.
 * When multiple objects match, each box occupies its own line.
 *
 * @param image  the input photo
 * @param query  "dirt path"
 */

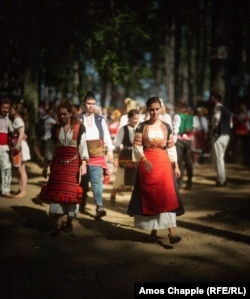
xmin=0 ymin=161 xmax=249 ymax=299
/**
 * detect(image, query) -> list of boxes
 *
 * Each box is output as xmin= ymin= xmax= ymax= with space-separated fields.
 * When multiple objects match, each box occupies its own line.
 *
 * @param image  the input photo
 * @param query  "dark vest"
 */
xmin=122 ymin=125 xmax=132 ymax=147
xmin=215 ymin=106 xmax=231 ymax=136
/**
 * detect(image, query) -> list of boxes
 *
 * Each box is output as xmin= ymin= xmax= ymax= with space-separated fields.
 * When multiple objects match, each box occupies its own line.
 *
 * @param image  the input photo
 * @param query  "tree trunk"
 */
xmin=210 ymin=0 xmax=230 ymax=104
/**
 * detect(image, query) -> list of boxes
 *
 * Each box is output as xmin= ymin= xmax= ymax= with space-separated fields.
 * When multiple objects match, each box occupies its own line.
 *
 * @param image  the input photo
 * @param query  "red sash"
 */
xmin=0 ymin=133 xmax=8 ymax=145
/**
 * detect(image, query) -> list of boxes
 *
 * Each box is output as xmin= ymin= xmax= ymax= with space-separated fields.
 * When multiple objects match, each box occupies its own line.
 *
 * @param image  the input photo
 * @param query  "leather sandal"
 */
xmin=168 ymin=234 xmax=181 ymax=244
xmin=62 ymin=222 xmax=73 ymax=233
xmin=51 ymin=224 xmax=62 ymax=236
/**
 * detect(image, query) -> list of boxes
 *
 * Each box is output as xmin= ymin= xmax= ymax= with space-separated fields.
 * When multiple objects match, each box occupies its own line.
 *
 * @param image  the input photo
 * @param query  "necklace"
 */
xmin=63 ymin=123 xmax=71 ymax=133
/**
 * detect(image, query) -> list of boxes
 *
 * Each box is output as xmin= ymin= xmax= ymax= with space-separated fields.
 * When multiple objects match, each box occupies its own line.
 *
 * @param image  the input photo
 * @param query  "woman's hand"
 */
xmin=12 ymin=144 xmax=21 ymax=156
xmin=106 ymin=150 xmax=114 ymax=162
xmin=174 ymin=165 xmax=181 ymax=178
xmin=79 ymin=164 xmax=87 ymax=176
xmin=42 ymin=161 xmax=51 ymax=179
xmin=42 ymin=167 xmax=48 ymax=179
xmin=113 ymin=157 xmax=119 ymax=168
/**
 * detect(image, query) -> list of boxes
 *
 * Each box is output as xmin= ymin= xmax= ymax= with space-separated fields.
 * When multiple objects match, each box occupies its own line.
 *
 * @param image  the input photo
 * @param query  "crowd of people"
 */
xmin=1 ymin=91 xmax=249 ymax=243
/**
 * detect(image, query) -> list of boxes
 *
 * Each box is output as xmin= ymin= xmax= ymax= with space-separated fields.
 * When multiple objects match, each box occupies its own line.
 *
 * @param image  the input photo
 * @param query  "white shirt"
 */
xmin=83 ymin=114 xmax=114 ymax=151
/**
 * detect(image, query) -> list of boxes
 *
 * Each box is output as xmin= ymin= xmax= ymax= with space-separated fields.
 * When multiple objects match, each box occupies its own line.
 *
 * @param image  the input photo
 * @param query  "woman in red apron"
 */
xmin=127 ymin=97 xmax=184 ymax=244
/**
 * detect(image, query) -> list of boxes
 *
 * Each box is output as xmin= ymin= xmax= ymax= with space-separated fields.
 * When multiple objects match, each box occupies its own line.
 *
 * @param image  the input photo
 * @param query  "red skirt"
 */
xmin=138 ymin=148 xmax=180 ymax=215
xmin=40 ymin=146 xmax=83 ymax=204
xmin=193 ymin=129 xmax=206 ymax=151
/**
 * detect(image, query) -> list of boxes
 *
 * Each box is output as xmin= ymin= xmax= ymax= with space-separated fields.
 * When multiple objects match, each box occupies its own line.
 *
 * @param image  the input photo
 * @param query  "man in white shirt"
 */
xmin=211 ymin=91 xmax=232 ymax=186
xmin=0 ymin=97 xmax=13 ymax=197
xmin=81 ymin=91 xmax=114 ymax=219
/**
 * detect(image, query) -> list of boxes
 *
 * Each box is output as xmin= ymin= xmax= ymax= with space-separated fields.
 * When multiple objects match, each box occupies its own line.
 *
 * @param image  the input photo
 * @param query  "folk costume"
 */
xmin=9 ymin=117 xmax=31 ymax=167
xmin=82 ymin=113 xmax=111 ymax=184
xmin=81 ymin=112 xmax=113 ymax=216
xmin=211 ymin=102 xmax=232 ymax=186
xmin=112 ymin=124 xmax=137 ymax=196
xmin=127 ymin=120 xmax=184 ymax=231
xmin=0 ymin=112 xmax=12 ymax=196
xmin=40 ymin=122 xmax=88 ymax=218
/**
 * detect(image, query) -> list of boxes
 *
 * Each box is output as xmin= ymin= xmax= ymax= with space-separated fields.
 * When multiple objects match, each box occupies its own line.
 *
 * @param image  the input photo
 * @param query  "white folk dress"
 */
xmin=12 ymin=117 xmax=31 ymax=162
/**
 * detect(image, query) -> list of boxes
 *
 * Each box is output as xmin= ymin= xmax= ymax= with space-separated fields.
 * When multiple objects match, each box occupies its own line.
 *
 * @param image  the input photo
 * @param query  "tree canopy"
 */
xmin=1 ymin=0 xmax=250 ymax=110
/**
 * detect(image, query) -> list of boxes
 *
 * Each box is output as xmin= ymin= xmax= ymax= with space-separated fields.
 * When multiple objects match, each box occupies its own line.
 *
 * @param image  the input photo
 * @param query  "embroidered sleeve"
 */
xmin=78 ymin=124 xmax=89 ymax=161
xmin=102 ymin=118 xmax=114 ymax=151
xmin=167 ymin=133 xmax=175 ymax=148
xmin=172 ymin=114 xmax=181 ymax=143
xmin=167 ymin=132 xmax=178 ymax=162
xmin=167 ymin=145 xmax=178 ymax=162
xmin=166 ymin=123 xmax=177 ymax=162
xmin=79 ymin=132 xmax=89 ymax=161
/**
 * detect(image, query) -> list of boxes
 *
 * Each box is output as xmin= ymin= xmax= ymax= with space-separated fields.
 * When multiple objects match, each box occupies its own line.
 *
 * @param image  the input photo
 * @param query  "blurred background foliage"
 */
xmin=1 ymin=0 xmax=250 ymax=114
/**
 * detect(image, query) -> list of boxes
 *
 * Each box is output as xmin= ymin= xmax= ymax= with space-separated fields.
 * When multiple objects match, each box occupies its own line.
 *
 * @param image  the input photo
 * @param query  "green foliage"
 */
xmin=1 ymin=0 xmax=250 ymax=108
xmin=89 ymin=9 xmax=154 ymax=86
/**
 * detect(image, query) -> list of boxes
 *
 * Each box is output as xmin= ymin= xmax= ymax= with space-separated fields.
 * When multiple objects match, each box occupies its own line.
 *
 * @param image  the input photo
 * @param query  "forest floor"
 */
xmin=0 ymin=160 xmax=250 ymax=299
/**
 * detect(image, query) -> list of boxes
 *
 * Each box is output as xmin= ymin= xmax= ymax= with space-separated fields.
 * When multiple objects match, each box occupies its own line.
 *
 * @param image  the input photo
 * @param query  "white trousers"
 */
xmin=0 ymin=147 xmax=12 ymax=194
xmin=212 ymin=135 xmax=230 ymax=184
